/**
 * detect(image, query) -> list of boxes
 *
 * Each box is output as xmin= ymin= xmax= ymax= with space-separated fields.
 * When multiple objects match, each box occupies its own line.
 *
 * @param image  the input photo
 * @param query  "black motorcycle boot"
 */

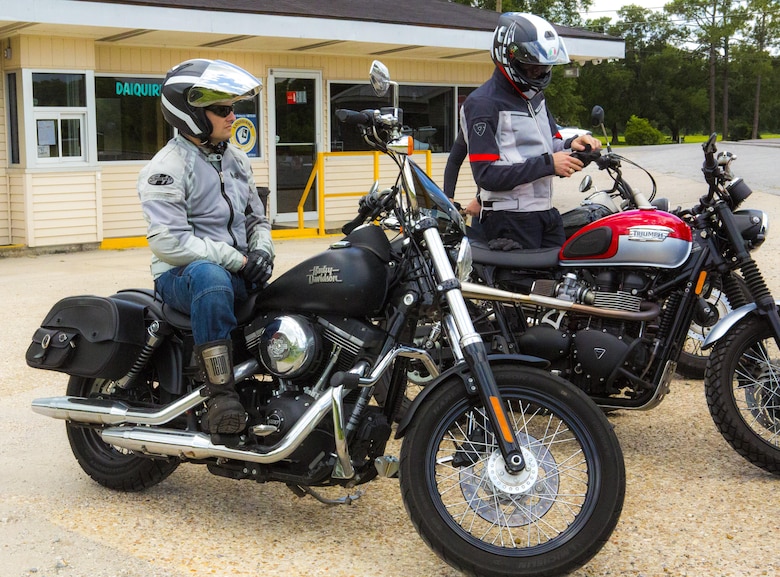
xmin=196 ymin=340 xmax=247 ymax=435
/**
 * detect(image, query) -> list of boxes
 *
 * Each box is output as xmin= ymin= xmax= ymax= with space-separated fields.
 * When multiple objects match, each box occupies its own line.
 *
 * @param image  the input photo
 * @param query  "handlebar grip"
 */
xmin=336 ymin=109 xmax=372 ymax=126
xmin=570 ymin=145 xmax=601 ymax=166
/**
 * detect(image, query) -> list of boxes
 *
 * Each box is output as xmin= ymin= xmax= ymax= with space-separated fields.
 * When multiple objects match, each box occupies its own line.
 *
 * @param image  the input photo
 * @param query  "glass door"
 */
xmin=269 ymin=70 xmax=321 ymax=223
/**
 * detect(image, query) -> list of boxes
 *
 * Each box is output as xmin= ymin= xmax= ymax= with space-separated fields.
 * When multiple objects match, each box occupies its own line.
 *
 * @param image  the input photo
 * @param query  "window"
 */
xmin=96 ymin=76 xmax=172 ymax=161
xmin=330 ymin=82 xmax=457 ymax=153
xmin=32 ymin=72 xmax=86 ymax=162
xmin=33 ymin=73 xmax=85 ymax=107
xmin=6 ymin=73 xmax=19 ymax=164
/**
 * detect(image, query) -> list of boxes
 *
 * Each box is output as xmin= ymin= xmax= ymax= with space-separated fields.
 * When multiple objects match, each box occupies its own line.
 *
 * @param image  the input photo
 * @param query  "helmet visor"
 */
xmin=514 ymin=38 xmax=570 ymax=66
xmin=186 ymin=60 xmax=262 ymax=107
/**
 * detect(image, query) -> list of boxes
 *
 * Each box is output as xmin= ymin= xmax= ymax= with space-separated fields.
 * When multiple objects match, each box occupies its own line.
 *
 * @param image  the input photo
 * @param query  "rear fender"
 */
xmin=702 ymin=300 xmax=780 ymax=350
xmin=394 ymin=354 xmax=548 ymax=438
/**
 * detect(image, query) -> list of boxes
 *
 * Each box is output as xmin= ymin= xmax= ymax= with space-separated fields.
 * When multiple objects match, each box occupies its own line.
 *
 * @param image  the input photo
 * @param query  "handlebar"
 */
xmin=335 ymin=108 xmax=373 ymax=126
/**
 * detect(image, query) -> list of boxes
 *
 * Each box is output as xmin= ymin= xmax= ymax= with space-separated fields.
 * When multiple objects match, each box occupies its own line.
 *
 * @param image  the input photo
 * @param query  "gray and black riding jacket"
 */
xmin=459 ymin=68 xmax=572 ymax=213
xmin=138 ymin=135 xmax=273 ymax=279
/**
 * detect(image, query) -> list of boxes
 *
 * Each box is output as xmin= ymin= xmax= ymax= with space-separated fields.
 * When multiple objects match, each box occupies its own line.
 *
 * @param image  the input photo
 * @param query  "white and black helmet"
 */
xmin=161 ymin=59 xmax=261 ymax=140
xmin=491 ymin=12 xmax=569 ymax=91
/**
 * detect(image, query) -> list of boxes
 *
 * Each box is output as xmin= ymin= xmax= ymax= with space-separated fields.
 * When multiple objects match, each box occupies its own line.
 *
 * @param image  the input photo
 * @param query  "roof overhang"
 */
xmin=0 ymin=0 xmax=624 ymax=64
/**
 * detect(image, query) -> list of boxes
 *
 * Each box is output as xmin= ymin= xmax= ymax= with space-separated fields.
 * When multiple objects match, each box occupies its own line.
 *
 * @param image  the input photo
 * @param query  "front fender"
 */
xmin=702 ymin=299 xmax=780 ymax=350
xmin=394 ymin=354 xmax=548 ymax=438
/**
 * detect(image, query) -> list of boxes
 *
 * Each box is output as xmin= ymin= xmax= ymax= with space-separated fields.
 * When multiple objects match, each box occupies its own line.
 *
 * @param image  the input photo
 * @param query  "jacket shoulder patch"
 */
xmin=148 ymin=174 xmax=174 ymax=186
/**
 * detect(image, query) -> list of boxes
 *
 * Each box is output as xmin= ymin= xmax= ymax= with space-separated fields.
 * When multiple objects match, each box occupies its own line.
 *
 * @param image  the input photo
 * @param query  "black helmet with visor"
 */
xmin=491 ymin=12 xmax=569 ymax=92
xmin=161 ymin=59 xmax=261 ymax=141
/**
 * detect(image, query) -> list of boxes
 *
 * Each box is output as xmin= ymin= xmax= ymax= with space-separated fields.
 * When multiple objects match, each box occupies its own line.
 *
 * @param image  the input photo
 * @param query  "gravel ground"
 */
xmin=2 ymin=141 xmax=780 ymax=577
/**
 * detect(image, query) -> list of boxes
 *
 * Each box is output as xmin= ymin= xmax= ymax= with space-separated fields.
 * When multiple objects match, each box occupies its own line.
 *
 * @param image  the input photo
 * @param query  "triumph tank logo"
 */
xmin=628 ymin=225 xmax=673 ymax=242
xmin=307 ymin=265 xmax=342 ymax=284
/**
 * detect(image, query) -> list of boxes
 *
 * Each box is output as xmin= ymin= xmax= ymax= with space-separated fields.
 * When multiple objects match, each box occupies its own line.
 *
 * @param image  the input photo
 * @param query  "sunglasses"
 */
xmin=205 ymin=104 xmax=235 ymax=118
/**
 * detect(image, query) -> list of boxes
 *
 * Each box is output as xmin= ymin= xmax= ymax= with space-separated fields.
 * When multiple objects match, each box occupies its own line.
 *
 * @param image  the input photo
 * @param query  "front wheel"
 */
xmin=66 ymin=375 xmax=180 ymax=491
xmin=399 ymin=365 xmax=625 ymax=577
xmin=705 ymin=315 xmax=780 ymax=475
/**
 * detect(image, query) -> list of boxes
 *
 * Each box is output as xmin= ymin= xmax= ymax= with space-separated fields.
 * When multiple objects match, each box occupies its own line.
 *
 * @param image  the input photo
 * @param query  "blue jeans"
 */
xmin=154 ymin=260 xmax=248 ymax=345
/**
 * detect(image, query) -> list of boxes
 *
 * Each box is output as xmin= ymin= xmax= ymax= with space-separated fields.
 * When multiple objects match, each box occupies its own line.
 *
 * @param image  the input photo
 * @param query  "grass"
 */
xmin=595 ymin=133 xmax=780 ymax=147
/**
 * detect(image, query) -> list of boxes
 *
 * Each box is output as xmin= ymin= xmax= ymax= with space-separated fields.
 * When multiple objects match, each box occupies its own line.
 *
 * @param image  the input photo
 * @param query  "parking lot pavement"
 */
xmin=2 ymin=140 xmax=780 ymax=576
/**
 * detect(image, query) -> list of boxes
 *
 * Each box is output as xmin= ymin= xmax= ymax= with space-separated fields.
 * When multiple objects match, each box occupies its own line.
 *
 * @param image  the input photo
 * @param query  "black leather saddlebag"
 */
xmin=26 ymin=295 xmax=146 ymax=379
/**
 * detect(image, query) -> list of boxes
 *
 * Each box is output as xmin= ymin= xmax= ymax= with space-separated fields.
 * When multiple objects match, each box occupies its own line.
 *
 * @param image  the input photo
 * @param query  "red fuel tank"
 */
xmin=560 ymin=209 xmax=692 ymax=268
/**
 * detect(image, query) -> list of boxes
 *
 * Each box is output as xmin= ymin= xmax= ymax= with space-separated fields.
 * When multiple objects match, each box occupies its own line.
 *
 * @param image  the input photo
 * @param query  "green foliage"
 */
xmin=447 ymin=0 xmax=780 ymax=139
xmin=624 ymin=116 xmax=665 ymax=145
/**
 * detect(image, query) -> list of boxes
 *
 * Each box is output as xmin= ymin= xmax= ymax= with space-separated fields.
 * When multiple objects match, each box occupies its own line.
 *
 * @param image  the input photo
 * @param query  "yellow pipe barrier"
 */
xmin=293 ymin=148 xmax=432 ymax=237
xmin=100 ymin=149 xmax=434 ymax=247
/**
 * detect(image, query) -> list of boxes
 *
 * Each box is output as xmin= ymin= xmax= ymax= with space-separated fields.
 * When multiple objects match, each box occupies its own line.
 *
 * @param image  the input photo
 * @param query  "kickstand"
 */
xmin=286 ymin=484 xmax=364 ymax=505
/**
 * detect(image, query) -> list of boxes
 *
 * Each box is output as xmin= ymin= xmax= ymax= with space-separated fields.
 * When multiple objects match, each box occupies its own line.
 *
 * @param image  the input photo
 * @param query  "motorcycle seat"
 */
xmin=112 ymin=289 xmax=259 ymax=330
xmin=470 ymin=242 xmax=560 ymax=270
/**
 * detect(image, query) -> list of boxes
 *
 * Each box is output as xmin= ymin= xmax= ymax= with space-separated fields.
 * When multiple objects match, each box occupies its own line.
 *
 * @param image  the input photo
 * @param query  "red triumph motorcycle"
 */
xmin=556 ymin=107 xmax=747 ymax=379
xmin=457 ymin=133 xmax=780 ymax=475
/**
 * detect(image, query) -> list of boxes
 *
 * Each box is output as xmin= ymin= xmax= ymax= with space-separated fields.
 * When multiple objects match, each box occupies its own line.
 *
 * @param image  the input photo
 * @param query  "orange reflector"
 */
xmin=695 ymin=271 xmax=708 ymax=295
xmin=489 ymin=396 xmax=515 ymax=443
xmin=407 ymin=137 xmax=414 ymax=156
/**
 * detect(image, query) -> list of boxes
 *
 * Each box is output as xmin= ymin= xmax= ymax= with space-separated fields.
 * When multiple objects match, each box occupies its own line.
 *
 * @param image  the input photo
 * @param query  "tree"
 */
xmin=744 ymin=0 xmax=780 ymax=138
xmin=665 ymin=0 xmax=744 ymax=136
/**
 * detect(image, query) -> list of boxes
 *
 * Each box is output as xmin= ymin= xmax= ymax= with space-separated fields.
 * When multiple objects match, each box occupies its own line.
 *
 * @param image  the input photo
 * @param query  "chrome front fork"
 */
xmin=421 ymin=224 xmax=526 ymax=473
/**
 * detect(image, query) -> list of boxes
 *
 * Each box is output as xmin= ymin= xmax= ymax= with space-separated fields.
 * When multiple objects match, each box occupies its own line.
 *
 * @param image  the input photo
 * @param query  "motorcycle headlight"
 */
xmin=726 ymin=177 xmax=752 ymax=210
xmin=455 ymin=237 xmax=473 ymax=282
xmin=734 ymin=209 xmax=768 ymax=249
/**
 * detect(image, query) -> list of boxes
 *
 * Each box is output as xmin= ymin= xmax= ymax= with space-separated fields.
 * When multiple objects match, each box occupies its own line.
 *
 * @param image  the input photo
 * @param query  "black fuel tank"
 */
xmin=259 ymin=226 xmax=392 ymax=316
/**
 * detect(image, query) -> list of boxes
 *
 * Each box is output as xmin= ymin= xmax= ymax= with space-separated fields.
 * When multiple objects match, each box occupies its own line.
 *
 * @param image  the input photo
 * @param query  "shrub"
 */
xmin=624 ymin=115 xmax=665 ymax=145
xmin=728 ymin=122 xmax=752 ymax=141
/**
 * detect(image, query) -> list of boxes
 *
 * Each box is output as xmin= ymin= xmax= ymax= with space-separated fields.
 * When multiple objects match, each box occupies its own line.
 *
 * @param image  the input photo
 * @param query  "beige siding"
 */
xmin=7 ymin=172 xmax=26 ymax=244
xmin=101 ymin=164 xmax=147 ymax=238
xmin=20 ymin=35 xmax=96 ymax=69
xmin=29 ymin=172 xmax=100 ymax=246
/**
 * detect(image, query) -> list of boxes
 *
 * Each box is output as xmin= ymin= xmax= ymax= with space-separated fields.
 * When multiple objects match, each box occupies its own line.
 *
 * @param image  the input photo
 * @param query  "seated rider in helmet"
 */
xmin=458 ymin=12 xmax=602 ymax=250
xmin=138 ymin=59 xmax=274 ymax=435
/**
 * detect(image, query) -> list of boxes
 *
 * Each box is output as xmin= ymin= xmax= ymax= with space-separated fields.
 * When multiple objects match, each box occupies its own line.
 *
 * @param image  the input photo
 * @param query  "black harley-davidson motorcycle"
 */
xmin=29 ymin=62 xmax=624 ymax=577
xmin=456 ymin=133 xmax=779 ymax=475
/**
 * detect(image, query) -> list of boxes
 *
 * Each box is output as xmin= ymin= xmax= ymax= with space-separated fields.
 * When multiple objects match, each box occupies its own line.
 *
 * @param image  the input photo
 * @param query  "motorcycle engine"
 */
xmin=519 ymin=269 xmax=654 ymax=394
xmin=244 ymin=313 xmax=386 ymax=384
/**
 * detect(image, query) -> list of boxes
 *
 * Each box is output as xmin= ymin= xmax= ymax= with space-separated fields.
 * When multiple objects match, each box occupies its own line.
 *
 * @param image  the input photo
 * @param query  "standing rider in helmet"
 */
xmin=138 ymin=59 xmax=274 ymax=435
xmin=459 ymin=12 xmax=602 ymax=250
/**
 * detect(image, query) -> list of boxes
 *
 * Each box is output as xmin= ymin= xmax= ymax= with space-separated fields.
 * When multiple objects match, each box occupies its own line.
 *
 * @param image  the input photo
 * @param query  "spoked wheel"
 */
xmin=677 ymin=273 xmax=748 ymax=379
xmin=66 ymin=375 xmax=180 ymax=491
xmin=399 ymin=364 xmax=625 ymax=577
xmin=706 ymin=315 xmax=780 ymax=475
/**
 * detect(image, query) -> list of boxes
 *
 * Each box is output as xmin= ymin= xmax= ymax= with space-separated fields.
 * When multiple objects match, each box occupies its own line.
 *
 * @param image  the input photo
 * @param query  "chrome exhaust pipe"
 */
xmin=31 ymin=387 xmax=207 ymax=425
xmin=461 ymin=281 xmax=660 ymax=322
xmin=31 ymin=359 xmax=262 ymax=426
xmin=100 ymin=387 xmax=335 ymax=463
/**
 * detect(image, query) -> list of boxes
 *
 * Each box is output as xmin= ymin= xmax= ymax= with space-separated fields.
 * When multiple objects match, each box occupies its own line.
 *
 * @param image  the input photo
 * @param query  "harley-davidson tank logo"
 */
xmin=307 ymin=265 xmax=342 ymax=284
xmin=627 ymin=225 xmax=673 ymax=242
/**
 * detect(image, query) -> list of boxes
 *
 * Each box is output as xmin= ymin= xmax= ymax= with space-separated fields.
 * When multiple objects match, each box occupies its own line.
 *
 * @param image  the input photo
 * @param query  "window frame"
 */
xmin=23 ymin=68 xmax=95 ymax=167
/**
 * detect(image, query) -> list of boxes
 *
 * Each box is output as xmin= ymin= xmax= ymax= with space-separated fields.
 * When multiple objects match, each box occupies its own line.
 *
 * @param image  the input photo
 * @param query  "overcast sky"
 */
xmin=583 ymin=0 xmax=666 ymax=20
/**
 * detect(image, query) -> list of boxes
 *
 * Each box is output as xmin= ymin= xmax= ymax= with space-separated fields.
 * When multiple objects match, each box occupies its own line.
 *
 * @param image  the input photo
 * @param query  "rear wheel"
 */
xmin=66 ymin=375 xmax=180 ymax=491
xmin=399 ymin=364 xmax=625 ymax=577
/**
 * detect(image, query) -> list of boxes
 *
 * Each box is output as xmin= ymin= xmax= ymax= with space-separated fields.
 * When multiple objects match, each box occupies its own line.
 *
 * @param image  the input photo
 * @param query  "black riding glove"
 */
xmin=241 ymin=249 xmax=274 ymax=286
xmin=488 ymin=238 xmax=523 ymax=251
